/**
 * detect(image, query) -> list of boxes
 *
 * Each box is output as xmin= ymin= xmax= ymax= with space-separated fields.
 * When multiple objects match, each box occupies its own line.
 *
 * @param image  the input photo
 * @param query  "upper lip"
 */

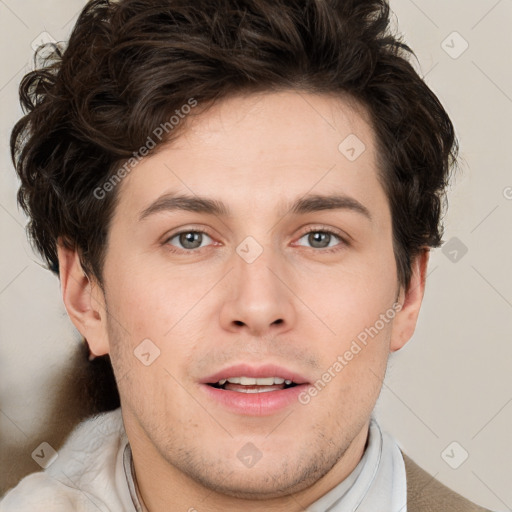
xmin=200 ymin=364 xmax=310 ymax=385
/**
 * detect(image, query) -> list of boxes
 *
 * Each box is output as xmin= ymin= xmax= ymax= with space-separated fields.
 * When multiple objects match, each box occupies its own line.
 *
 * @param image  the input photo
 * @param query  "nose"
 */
xmin=219 ymin=243 xmax=296 ymax=339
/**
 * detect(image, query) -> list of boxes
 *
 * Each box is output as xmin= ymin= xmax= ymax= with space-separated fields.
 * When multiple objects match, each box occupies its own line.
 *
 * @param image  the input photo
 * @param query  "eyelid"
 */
xmin=163 ymin=226 xmax=217 ymax=251
xmin=294 ymin=225 xmax=350 ymax=249
xmin=163 ymin=224 xmax=214 ymax=240
xmin=162 ymin=224 xmax=351 ymax=253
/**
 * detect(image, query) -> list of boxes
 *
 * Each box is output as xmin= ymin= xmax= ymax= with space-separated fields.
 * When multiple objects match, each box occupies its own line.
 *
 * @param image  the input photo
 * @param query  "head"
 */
xmin=12 ymin=0 xmax=457 ymax=501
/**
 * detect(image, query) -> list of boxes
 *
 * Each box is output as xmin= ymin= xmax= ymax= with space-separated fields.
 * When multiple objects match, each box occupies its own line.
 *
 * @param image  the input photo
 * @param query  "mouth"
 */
xmin=200 ymin=364 xmax=310 ymax=416
xmin=207 ymin=376 xmax=299 ymax=393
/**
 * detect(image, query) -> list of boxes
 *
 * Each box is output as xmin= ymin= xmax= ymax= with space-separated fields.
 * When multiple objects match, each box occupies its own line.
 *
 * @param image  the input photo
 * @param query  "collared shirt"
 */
xmin=305 ymin=418 xmax=407 ymax=511
xmin=0 ymin=408 xmax=407 ymax=511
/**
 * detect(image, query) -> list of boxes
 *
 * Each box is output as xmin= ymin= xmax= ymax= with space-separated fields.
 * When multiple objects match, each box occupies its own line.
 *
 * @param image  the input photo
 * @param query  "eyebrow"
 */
xmin=138 ymin=192 xmax=371 ymax=221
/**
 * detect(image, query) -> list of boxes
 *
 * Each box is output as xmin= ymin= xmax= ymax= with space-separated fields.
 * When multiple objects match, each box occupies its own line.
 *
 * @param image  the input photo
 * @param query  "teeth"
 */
xmin=217 ymin=376 xmax=291 ymax=386
xmin=231 ymin=387 xmax=278 ymax=393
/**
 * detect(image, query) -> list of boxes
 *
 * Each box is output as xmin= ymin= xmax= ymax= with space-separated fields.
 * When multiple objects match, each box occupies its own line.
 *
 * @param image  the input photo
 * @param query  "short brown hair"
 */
xmin=12 ymin=0 xmax=457 ymax=289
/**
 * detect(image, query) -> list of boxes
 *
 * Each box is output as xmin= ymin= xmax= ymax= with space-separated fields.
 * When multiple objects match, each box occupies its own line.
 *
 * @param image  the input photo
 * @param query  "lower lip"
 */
xmin=200 ymin=384 xmax=308 ymax=416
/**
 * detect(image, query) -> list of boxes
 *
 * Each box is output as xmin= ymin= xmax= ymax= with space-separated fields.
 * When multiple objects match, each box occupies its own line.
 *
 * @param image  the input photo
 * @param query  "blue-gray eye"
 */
xmin=296 ymin=230 xmax=342 ymax=249
xmin=167 ymin=231 xmax=213 ymax=250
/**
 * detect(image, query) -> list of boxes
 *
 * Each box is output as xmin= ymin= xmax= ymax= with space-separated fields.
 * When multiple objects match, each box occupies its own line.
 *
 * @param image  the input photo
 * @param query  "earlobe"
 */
xmin=389 ymin=250 xmax=430 ymax=352
xmin=57 ymin=238 xmax=110 ymax=356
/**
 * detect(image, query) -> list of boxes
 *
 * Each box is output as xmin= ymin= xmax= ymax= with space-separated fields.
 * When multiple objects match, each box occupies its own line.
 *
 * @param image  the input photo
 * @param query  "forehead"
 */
xmin=113 ymin=91 xmax=386 ymax=222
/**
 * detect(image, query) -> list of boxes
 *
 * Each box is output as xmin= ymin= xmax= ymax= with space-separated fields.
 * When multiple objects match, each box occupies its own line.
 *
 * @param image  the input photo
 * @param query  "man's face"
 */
xmin=88 ymin=91 xmax=408 ymax=498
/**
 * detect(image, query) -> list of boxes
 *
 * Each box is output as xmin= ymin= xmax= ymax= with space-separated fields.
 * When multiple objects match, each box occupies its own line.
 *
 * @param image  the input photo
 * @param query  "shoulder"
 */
xmin=0 ymin=409 xmax=127 ymax=512
xmin=402 ymin=451 xmax=494 ymax=512
xmin=0 ymin=473 xmax=90 ymax=512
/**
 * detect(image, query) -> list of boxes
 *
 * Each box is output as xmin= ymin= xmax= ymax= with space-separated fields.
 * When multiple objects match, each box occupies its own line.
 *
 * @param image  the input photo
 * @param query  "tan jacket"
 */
xmin=403 ymin=452 xmax=493 ymax=512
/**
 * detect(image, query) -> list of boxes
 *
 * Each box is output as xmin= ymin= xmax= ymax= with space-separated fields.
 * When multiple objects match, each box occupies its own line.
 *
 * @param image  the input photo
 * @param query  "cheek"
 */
xmin=299 ymin=261 xmax=398 ymax=342
xmin=103 ymin=268 xmax=211 ymax=383
xmin=105 ymin=264 xmax=199 ymax=337
xmin=304 ymin=321 xmax=393 ymax=419
xmin=300 ymin=260 xmax=398 ymax=394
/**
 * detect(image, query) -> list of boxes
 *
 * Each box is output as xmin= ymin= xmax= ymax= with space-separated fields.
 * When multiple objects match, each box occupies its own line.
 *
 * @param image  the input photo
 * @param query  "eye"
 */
xmin=165 ymin=230 xmax=214 ymax=251
xmin=295 ymin=228 xmax=346 ymax=251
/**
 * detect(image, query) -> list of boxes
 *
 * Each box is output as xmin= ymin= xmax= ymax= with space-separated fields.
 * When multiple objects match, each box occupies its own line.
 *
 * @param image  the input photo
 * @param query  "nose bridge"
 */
xmin=234 ymin=234 xmax=285 ymax=300
xmin=220 ymin=233 xmax=295 ymax=335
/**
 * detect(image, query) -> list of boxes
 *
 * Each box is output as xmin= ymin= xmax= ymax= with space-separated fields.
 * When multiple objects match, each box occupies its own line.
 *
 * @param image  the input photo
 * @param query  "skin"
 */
xmin=58 ymin=91 xmax=428 ymax=512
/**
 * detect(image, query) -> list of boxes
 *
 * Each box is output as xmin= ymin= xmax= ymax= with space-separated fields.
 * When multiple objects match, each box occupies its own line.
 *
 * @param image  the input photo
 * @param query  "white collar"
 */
xmin=306 ymin=417 xmax=407 ymax=512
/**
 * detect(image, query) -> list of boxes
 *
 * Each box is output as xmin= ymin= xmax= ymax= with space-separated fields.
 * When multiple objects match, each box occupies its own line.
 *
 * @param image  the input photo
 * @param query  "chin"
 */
xmin=192 ymin=470 xmax=315 ymax=500
xmin=173 ymin=451 xmax=336 ymax=501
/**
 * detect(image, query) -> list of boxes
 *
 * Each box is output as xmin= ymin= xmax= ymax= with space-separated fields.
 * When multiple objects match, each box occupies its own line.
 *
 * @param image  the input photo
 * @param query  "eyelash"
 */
xmin=163 ymin=228 xmax=212 ymax=254
xmin=298 ymin=227 xmax=348 ymax=253
xmin=163 ymin=227 xmax=348 ymax=254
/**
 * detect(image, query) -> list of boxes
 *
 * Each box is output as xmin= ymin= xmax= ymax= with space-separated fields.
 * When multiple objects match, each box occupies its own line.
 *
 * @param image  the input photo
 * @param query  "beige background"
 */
xmin=0 ymin=0 xmax=511 ymax=509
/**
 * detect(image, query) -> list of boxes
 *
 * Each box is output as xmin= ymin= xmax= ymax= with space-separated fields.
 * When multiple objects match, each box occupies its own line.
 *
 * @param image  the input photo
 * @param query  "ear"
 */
xmin=389 ymin=249 xmax=429 ymax=352
xmin=57 ymin=238 xmax=110 ymax=357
